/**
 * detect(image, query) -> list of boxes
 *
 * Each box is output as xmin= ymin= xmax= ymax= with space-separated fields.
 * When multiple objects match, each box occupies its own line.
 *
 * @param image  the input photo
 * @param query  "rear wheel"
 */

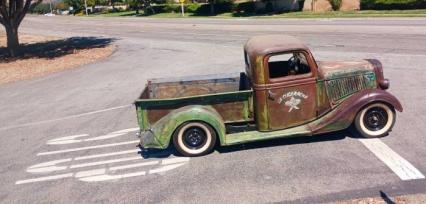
xmin=173 ymin=122 xmax=216 ymax=157
xmin=354 ymin=103 xmax=396 ymax=138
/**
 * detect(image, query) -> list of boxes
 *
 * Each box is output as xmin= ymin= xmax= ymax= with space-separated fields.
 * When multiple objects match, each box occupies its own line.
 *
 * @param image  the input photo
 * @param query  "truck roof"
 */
xmin=244 ymin=35 xmax=309 ymax=58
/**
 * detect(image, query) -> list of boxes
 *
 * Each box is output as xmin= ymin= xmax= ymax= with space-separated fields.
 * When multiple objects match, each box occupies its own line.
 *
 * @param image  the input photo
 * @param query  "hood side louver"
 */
xmin=325 ymin=73 xmax=375 ymax=103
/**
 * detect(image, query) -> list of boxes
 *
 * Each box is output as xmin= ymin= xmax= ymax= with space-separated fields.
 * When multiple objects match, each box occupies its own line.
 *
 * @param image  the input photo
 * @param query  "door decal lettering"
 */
xmin=278 ymin=91 xmax=308 ymax=112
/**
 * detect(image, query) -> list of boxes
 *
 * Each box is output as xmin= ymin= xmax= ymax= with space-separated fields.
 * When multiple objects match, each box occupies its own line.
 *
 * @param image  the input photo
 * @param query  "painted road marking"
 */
xmin=149 ymin=163 xmax=187 ymax=174
xmin=27 ymin=149 xmax=142 ymax=173
xmin=16 ymin=158 xmax=189 ymax=184
xmin=16 ymin=127 xmax=191 ymax=184
xmin=109 ymin=161 xmax=159 ymax=171
xmin=0 ymin=104 xmax=132 ymax=131
xmin=70 ymin=156 xmax=142 ymax=169
xmin=78 ymin=171 xmax=147 ymax=182
xmin=162 ymin=157 xmax=190 ymax=165
xmin=75 ymin=149 xmax=139 ymax=160
xmin=47 ymin=134 xmax=90 ymax=145
xmin=110 ymin=128 xmax=140 ymax=134
xmin=15 ymin=173 xmax=74 ymax=185
xmin=37 ymin=140 xmax=139 ymax=156
xmin=47 ymin=128 xmax=140 ymax=145
xmin=28 ymin=153 xmax=186 ymax=174
xmin=28 ymin=160 xmax=70 ymax=173
xmin=74 ymin=169 xmax=106 ymax=178
xmin=359 ymin=138 xmax=425 ymax=181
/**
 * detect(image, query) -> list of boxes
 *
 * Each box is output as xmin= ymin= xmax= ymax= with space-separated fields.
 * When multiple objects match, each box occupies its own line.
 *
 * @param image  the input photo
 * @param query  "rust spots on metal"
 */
xmin=135 ymin=35 xmax=402 ymax=150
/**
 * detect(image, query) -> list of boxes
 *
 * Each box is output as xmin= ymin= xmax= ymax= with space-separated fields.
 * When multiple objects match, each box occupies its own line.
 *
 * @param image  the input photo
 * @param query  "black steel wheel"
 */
xmin=173 ymin=122 xmax=217 ymax=157
xmin=354 ymin=103 xmax=396 ymax=138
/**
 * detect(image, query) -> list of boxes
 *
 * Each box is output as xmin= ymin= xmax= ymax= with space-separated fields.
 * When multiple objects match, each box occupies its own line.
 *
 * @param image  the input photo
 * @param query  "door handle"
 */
xmin=268 ymin=90 xmax=276 ymax=101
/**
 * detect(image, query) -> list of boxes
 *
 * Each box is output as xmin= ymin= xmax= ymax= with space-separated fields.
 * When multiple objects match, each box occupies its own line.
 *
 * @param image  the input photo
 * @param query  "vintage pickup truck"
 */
xmin=135 ymin=35 xmax=402 ymax=157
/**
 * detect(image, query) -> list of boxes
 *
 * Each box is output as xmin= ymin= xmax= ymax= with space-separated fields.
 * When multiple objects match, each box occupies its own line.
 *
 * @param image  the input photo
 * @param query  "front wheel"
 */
xmin=173 ymin=122 xmax=217 ymax=157
xmin=354 ymin=103 xmax=396 ymax=138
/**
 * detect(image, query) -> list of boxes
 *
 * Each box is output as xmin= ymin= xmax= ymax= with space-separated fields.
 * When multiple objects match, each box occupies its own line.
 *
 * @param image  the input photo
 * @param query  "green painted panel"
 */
xmin=142 ymin=105 xmax=227 ymax=149
xmin=225 ymin=125 xmax=310 ymax=145
xmin=135 ymin=90 xmax=253 ymax=109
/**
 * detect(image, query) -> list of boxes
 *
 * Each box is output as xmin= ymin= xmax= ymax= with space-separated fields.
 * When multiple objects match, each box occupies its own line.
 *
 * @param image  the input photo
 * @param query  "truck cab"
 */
xmin=244 ymin=35 xmax=324 ymax=131
xmin=136 ymin=35 xmax=402 ymax=157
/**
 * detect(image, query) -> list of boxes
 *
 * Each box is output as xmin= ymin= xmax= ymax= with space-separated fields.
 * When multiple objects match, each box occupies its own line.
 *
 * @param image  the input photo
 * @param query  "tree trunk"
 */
xmin=209 ymin=0 xmax=215 ymax=15
xmin=5 ymin=25 xmax=20 ymax=57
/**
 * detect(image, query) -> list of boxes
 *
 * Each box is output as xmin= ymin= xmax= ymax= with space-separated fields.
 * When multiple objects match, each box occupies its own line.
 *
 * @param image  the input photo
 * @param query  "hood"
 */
xmin=317 ymin=60 xmax=375 ymax=80
xmin=318 ymin=60 xmax=379 ymax=104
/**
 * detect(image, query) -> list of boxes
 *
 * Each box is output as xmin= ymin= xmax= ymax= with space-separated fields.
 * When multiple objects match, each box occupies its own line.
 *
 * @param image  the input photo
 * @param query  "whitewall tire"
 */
xmin=354 ymin=103 xmax=396 ymax=138
xmin=173 ymin=122 xmax=217 ymax=157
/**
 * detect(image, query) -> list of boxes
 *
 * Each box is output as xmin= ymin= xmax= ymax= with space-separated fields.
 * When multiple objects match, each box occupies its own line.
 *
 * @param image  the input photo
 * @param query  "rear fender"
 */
xmin=310 ymin=89 xmax=402 ymax=134
xmin=150 ymin=105 xmax=226 ymax=149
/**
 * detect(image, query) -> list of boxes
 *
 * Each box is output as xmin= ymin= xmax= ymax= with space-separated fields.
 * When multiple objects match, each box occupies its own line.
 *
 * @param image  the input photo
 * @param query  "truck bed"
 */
xmin=135 ymin=72 xmax=253 ymax=131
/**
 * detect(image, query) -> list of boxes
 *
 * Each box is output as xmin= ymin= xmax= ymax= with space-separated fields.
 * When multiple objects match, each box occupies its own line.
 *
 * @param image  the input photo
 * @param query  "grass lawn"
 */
xmin=90 ymin=9 xmax=426 ymax=18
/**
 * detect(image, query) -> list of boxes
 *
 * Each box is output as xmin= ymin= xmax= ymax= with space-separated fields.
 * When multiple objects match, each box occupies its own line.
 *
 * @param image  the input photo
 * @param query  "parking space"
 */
xmin=0 ymin=104 xmax=422 ymax=203
xmin=15 ymin=127 xmax=190 ymax=184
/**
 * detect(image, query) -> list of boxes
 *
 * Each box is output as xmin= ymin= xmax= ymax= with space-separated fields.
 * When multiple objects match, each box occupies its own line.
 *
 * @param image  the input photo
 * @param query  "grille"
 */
xmin=326 ymin=74 xmax=370 ymax=103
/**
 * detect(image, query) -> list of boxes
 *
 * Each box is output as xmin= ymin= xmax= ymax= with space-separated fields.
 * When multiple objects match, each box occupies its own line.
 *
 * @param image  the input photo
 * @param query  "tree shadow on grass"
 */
xmin=0 ymin=36 xmax=116 ymax=62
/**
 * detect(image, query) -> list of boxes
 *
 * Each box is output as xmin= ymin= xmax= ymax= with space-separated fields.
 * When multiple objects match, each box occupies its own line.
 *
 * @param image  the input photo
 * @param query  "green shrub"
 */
xmin=361 ymin=0 xmax=426 ymax=10
xmin=265 ymin=1 xmax=274 ymax=13
xmin=329 ymin=0 xmax=342 ymax=10
xmin=187 ymin=3 xmax=201 ymax=13
xmin=234 ymin=1 xmax=255 ymax=15
xmin=30 ymin=3 xmax=51 ymax=14
xmin=164 ymin=3 xmax=180 ymax=12
xmin=192 ymin=0 xmax=234 ymax=15
xmin=151 ymin=5 xmax=166 ymax=14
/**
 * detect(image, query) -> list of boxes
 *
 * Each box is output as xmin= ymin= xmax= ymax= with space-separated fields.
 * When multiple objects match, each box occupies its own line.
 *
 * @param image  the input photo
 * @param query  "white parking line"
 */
xmin=47 ymin=128 xmax=140 ymax=145
xmin=78 ymin=171 xmax=147 ymax=182
xmin=358 ymin=138 xmax=425 ymax=181
xmin=162 ymin=157 xmax=190 ymax=165
xmin=16 ymin=157 xmax=190 ymax=184
xmin=75 ymin=149 xmax=139 ymax=160
xmin=70 ymin=156 xmax=142 ymax=169
xmin=16 ymin=126 xmax=191 ymax=184
xmin=15 ymin=173 xmax=74 ymax=185
xmin=37 ymin=140 xmax=139 ymax=156
xmin=0 ymin=105 xmax=132 ymax=131
xmin=47 ymin=134 xmax=90 ymax=145
xmin=149 ymin=163 xmax=187 ymax=174
xmin=109 ymin=161 xmax=159 ymax=171
xmin=74 ymin=169 xmax=106 ymax=178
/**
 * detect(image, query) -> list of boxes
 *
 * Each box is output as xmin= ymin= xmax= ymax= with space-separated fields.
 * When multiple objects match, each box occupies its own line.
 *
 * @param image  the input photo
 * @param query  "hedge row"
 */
xmin=150 ymin=0 xmax=426 ymax=16
xmin=148 ymin=2 xmax=234 ymax=15
xmin=148 ymin=1 xmax=300 ymax=16
xmin=31 ymin=3 xmax=52 ymax=14
xmin=32 ymin=0 xmax=426 ymax=15
xmin=361 ymin=0 xmax=426 ymax=10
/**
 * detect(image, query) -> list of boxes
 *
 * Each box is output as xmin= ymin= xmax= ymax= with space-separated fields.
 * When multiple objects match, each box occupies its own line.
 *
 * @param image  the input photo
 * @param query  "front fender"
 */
xmin=143 ymin=105 xmax=226 ymax=149
xmin=310 ymin=89 xmax=402 ymax=134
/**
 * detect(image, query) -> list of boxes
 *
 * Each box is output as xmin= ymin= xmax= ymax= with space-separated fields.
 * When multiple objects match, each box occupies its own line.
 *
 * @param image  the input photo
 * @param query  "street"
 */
xmin=1 ymin=16 xmax=426 ymax=203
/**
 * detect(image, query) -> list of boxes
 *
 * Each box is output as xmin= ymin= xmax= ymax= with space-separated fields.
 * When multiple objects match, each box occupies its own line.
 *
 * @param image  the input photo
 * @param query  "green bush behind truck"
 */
xmin=135 ymin=35 xmax=402 ymax=157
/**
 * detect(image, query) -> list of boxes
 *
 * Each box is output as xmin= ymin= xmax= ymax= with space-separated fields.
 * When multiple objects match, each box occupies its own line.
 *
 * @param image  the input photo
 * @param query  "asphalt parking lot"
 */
xmin=0 ymin=16 xmax=426 ymax=203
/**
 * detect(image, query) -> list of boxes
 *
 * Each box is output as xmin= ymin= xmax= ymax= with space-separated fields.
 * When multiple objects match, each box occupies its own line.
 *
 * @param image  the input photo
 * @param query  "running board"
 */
xmin=224 ymin=125 xmax=311 ymax=146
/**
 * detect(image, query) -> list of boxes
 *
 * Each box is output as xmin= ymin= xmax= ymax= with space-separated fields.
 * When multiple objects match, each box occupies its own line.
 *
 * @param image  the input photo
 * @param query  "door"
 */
xmin=265 ymin=51 xmax=317 ymax=130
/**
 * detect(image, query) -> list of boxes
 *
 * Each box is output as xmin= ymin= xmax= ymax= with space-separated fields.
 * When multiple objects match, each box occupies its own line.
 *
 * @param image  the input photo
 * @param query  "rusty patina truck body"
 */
xmin=135 ymin=35 xmax=402 ymax=156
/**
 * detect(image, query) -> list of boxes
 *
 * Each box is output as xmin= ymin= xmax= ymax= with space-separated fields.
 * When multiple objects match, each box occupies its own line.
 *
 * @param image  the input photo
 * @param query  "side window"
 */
xmin=268 ymin=52 xmax=311 ymax=79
